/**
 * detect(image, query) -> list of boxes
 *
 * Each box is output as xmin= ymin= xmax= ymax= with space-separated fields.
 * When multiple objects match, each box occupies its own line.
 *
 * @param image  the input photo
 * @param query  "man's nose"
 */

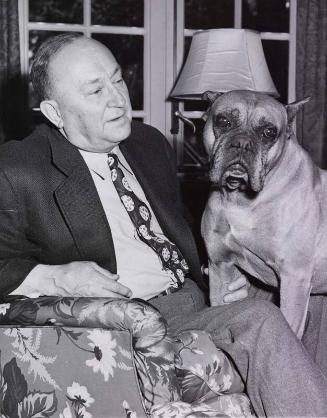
xmin=106 ymin=83 xmax=126 ymax=107
xmin=229 ymin=135 xmax=253 ymax=152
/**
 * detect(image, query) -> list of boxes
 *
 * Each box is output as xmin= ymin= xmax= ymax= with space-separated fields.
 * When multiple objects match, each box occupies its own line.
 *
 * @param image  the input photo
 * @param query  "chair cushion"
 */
xmin=0 ymin=326 xmax=146 ymax=418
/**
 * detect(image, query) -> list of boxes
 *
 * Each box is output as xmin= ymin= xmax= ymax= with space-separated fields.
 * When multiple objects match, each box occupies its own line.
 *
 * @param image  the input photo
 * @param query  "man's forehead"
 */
xmin=50 ymin=38 xmax=117 ymax=71
xmin=49 ymin=39 xmax=119 ymax=84
xmin=79 ymin=67 xmax=122 ymax=89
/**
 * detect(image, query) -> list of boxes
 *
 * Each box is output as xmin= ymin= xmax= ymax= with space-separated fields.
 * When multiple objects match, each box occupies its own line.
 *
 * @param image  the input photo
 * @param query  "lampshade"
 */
xmin=171 ymin=28 xmax=279 ymax=99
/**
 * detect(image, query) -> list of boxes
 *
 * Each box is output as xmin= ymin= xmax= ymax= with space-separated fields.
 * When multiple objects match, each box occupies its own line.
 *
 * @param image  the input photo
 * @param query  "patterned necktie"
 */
xmin=108 ymin=153 xmax=189 ymax=288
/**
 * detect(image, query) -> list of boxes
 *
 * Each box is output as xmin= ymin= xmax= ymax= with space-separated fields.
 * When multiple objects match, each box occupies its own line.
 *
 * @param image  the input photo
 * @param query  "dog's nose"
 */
xmin=230 ymin=136 xmax=253 ymax=152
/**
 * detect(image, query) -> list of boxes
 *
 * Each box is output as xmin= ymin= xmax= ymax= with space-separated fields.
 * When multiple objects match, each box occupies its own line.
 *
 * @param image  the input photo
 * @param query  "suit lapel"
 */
xmin=120 ymin=137 xmax=172 ymax=228
xmin=49 ymin=130 xmax=117 ymax=272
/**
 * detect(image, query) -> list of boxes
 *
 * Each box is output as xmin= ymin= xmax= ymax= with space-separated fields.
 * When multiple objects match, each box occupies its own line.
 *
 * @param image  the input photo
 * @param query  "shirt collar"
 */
xmin=79 ymin=147 xmax=118 ymax=179
xmin=79 ymin=146 xmax=134 ymax=179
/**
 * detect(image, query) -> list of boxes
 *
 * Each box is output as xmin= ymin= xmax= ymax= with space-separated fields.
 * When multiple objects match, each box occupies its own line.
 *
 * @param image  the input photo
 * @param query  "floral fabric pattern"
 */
xmin=85 ymin=329 xmax=118 ymax=381
xmin=0 ymin=297 xmax=252 ymax=417
xmin=175 ymin=330 xmax=245 ymax=402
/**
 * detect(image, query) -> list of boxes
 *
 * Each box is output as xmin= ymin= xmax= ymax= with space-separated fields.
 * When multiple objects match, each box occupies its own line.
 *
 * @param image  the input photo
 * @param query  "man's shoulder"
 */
xmin=130 ymin=120 xmax=169 ymax=145
xmin=0 ymin=124 xmax=51 ymax=152
xmin=122 ymin=120 xmax=177 ymax=179
xmin=126 ymin=121 xmax=173 ymax=161
xmin=0 ymin=124 xmax=53 ymax=174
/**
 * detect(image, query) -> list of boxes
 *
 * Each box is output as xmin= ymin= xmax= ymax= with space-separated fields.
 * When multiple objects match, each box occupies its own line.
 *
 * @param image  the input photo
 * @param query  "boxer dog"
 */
xmin=201 ymin=90 xmax=327 ymax=338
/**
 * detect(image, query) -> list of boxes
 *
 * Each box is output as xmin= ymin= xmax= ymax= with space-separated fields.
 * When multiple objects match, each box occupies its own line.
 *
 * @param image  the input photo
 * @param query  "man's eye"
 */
xmin=262 ymin=127 xmax=277 ymax=139
xmin=114 ymin=78 xmax=123 ymax=84
xmin=215 ymin=115 xmax=231 ymax=128
xmin=91 ymin=88 xmax=103 ymax=95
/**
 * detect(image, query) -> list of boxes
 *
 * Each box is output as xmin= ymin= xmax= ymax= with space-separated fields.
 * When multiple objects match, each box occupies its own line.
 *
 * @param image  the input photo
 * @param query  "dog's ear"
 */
xmin=202 ymin=91 xmax=223 ymax=104
xmin=285 ymin=97 xmax=311 ymax=124
xmin=201 ymin=91 xmax=224 ymax=122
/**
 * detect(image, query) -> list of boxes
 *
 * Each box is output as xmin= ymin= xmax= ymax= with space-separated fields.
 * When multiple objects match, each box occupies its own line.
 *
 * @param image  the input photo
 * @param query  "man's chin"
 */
xmin=104 ymin=118 xmax=131 ymax=143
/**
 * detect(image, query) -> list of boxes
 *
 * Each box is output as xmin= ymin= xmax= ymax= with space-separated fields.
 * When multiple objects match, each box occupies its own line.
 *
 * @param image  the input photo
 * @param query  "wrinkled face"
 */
xmin=203 ymin=90 xmax=288 ymax=193
xmin=48 ymin=38 xmax=132 ymax=152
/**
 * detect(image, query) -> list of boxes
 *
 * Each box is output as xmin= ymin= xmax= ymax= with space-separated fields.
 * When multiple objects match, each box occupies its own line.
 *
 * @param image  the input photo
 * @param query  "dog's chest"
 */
xmin=204 ymin=192 xmax=254 ymax=236
xmin=203 ymin=191 xmax=280 ymax=279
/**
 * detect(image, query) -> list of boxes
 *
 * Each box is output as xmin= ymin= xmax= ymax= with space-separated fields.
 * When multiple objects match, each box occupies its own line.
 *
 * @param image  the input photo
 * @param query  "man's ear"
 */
xmin=285 ymin=96 xmax=311 ymax=125
xmin=40 ymin=100 xmax=64 ymax=129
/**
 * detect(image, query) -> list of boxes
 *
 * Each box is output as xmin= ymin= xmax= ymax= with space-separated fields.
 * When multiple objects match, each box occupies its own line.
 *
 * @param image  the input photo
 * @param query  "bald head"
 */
xmin=30 ymin=32 xmax=84 ymax=101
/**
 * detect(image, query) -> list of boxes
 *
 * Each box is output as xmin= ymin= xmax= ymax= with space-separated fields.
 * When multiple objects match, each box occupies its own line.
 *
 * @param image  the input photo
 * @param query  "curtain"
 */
xmin=0 ymin=0 xmax=24 ymax=144
xmin=296 ymin=0 xmax=327 ymax=168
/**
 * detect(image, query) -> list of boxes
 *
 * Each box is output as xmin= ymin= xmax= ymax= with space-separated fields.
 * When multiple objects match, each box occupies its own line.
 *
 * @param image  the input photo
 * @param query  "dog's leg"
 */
xmin=280 ymin=273 xmax=312 ymax=339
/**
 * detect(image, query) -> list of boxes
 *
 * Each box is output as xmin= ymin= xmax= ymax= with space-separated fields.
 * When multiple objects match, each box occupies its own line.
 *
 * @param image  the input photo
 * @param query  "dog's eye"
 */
xmin=216 ymin=115 xmax=231 ymax=128
xmin=262 ymin=127 xmax=277 ymax=139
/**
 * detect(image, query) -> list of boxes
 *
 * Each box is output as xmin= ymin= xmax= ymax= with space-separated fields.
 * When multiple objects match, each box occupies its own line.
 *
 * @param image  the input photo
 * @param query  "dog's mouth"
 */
xmin=222 ymin=163 xmax=249 ymax=191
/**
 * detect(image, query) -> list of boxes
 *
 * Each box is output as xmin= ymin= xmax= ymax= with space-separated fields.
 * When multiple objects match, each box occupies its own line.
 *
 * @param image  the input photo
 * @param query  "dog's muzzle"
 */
xmin=221 ymin=163 xmax=249 ymax=190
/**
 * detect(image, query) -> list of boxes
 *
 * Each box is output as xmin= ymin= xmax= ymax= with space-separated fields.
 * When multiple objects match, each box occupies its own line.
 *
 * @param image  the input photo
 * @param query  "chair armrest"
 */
xmin=0 ymin=296 xmax=160 ymax=332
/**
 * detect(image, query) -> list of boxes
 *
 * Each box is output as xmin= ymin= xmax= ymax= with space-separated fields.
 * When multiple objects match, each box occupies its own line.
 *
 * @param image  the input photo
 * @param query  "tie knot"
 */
xmin=108 ymin=153 xmax=119 ymax=169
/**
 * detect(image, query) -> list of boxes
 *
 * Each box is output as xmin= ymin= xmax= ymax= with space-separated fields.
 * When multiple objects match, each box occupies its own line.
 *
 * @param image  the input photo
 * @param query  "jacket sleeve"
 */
xmin=0 ymin=169 xmax=39 ymax=295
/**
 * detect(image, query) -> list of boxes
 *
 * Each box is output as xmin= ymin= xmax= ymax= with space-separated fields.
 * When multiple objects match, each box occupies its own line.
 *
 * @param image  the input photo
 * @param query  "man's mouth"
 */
xmin=108 ymin=111 xmax=125 ymax=122
xmin=221 ymin=163 xmax=249 ymax=190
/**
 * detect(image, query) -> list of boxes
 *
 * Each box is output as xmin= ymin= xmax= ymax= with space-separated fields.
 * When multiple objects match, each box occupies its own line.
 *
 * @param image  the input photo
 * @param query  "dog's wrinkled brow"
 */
xmin=257 ymin=116 xmax=275 ymax=127
xmin=216 ymin=108 xmax=241 ymax=121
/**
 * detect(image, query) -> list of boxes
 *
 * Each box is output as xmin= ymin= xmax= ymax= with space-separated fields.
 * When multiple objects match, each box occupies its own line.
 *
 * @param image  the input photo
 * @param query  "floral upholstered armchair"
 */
xmin=0 ymin=297 xmax=253 ymax=418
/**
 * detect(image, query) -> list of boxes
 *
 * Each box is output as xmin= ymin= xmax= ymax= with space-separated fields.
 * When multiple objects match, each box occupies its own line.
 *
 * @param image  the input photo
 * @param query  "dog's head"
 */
xmin=202 ymin=90 xmax=309 ymax=193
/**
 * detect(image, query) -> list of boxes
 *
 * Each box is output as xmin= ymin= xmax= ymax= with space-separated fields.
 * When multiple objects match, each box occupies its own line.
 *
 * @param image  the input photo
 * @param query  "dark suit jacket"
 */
xmin=0 ymin=121 xmax=204 ymax=294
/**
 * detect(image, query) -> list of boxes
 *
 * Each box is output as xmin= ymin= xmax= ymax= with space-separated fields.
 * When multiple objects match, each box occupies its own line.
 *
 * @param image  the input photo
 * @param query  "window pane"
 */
xmin=262 ymin=40 xmax=288 ymax=104
xmin=184 ymin=36 xmax=192 ymax=60
xmin=185 ymin=0 xmax=234 ymax=29
xmin=29 ymin=0 xmax=83 ymax=24
xmin=92 ymin=0 xmax=144 ymax=26
xmin=242 ymin=0 xmax=289 ymax=33
xmin=92 ymin=34 xmax=143 ymax=110
xmin=184 ymin=100 xmax=208 ymax=112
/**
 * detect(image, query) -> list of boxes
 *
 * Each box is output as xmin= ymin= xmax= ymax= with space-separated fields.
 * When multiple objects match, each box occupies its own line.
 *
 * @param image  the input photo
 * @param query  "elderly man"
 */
xmin=0 ymin=33 xmax=326 ymax=417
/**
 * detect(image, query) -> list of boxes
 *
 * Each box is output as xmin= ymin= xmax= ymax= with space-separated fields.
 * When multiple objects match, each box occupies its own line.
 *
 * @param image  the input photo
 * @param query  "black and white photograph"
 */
xmin=0 ymin=1 xmax=326 ymax=417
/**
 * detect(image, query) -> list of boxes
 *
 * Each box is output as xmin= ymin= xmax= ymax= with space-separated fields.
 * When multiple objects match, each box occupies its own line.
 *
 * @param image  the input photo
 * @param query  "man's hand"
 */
xmin=14 ymin=261 xmax=132 ymax=298
xmin=223 ymin=275 xmax=249 ymax=303
xmin=202 ymin=266 xmax=249 ymax=303
xmin=51 ymin=261 xmax=132 ymax=297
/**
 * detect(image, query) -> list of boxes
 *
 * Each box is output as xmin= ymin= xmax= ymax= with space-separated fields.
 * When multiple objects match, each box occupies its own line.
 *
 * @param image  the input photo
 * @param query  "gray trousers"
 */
xmin=151 ymin=280 xmax=327 ymax=417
